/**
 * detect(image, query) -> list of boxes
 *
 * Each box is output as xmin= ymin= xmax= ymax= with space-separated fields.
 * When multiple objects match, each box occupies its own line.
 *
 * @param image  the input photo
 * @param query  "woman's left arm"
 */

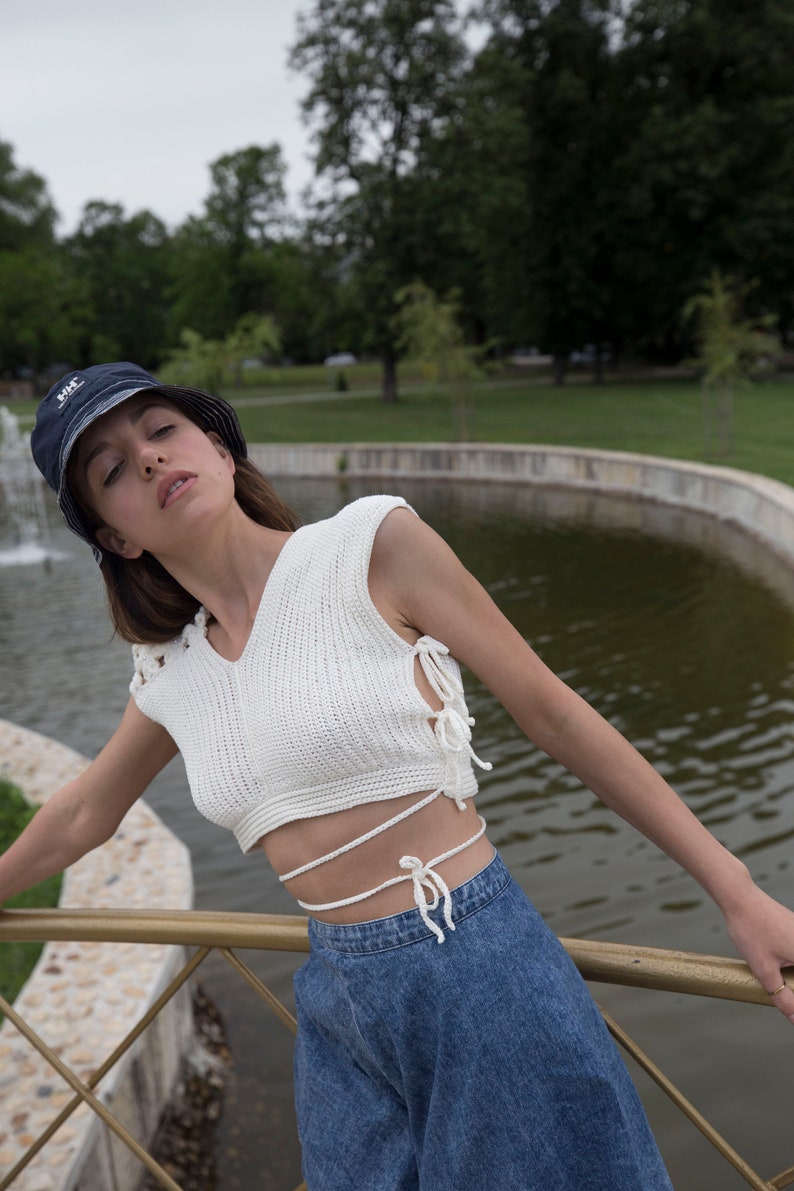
xmin=370 ymin=509 xmax=794 ymax=1022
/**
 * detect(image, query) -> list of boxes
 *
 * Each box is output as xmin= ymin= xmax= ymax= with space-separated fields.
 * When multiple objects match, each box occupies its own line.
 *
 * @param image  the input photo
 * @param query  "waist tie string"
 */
xmin=399 ymin=854 xmax=456 ymax=943
xmin=279 ymin=785 xmax=444 ymax=883
xmin=294 ymin=816 xmax=488 ymax=944
xmin=280 ymin=635 xmax=491 ymax=942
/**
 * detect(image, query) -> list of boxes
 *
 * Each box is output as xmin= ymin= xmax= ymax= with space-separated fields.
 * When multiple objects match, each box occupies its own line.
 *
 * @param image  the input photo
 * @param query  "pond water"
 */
xmin=2 ymin=475 xmax=794 ymax=1190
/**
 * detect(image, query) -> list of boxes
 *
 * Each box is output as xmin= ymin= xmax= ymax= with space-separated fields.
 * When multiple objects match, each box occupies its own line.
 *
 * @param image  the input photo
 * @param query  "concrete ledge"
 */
xmin=250 ymin=442 xmax=794 ymax=565
xmin=0 ymin=722 xmax=194 ymax=1191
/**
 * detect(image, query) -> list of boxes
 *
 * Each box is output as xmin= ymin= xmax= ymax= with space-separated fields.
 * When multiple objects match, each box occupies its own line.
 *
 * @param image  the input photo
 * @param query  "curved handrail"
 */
xmin=0 ymin=905 xmax=782 ymax=1006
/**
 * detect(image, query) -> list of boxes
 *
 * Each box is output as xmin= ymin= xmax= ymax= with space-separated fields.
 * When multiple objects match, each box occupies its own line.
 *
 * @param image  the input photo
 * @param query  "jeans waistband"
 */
xmin=307 ymin=850 xmax=511 ymax=953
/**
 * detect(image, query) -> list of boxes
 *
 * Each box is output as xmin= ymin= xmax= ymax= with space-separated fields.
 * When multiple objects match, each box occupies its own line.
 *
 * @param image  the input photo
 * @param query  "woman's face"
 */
xmin=70 ymin=394 xmax=236 ymax=559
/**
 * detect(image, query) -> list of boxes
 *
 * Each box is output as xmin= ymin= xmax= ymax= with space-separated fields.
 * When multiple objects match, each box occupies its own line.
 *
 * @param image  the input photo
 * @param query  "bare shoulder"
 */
xmin=366 ymin=507 xmax=432 ymax=640
xmin=370 ymin=504 xmax=462 ymax=580
xmin=371 ymin=502 xmax=449 ymax=566
xmin=368 ymin=506 xmax=508 ymax=657
xmin=369 ymin=504 xmax=465 ymax=608
xmin=369 ymin=503 xmax=582 ymax=732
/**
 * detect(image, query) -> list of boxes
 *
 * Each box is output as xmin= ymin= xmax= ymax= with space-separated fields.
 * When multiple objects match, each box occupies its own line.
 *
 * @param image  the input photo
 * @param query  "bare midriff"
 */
xmin=260 ymin=789 xmax=494 ymax=923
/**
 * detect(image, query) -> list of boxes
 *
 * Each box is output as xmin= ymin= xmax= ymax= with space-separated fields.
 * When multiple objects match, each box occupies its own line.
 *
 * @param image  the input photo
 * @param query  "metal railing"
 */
xmin=1 ymin=907 xmax=792 ymax=1191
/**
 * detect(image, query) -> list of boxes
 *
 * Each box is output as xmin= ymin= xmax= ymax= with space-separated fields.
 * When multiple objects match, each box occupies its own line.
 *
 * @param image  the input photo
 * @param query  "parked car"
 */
xmin=508 ymin=347 xmax=539 ymax=364
xmin=508 ymin=347 xmax=552 ymax=367
xmin=323 ymin=352 xmax=357 ymax=367
xmin=569 ymin=345 xmax=612 ymax=365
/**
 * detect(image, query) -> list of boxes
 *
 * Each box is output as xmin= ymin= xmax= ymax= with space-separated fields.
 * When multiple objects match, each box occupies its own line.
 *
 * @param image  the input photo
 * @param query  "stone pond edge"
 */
xmin=0 ymin=723 xmax=193 ymax=1191
xmin=250 ymin=441 xmax=794 ymax=568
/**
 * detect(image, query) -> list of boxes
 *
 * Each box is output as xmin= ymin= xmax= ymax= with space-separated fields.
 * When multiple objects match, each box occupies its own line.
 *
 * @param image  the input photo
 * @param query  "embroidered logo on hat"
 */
xmin=54 ymin=375 xmax=87 ymax=410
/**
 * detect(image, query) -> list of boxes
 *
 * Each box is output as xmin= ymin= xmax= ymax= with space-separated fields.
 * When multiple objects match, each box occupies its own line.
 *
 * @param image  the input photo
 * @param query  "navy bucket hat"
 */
xmin=30 ymin=361 xmax=248 ymax=558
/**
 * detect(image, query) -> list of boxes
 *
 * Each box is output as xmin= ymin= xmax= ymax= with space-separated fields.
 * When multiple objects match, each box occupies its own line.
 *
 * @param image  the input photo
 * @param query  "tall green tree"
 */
xmin=65 ymin=200 xmax=174 ymax=367
xmin=419 ymin=47 xmax=533 ymax=355
xmin=0 ymin=247 xmax=88 ymax=380
xmin=0 ymin=138 xmax=80 ymax=376
xmin=0 ymin=139 xmax=56 ymax=253
xmin=170 ymin=145 xmax=289 ymax=340
xmin=469 ymin=0 xmax=794 ymax=368
xmin=474 ymin=0 xmax=625 ymax=382
xmin=290 ymin=0 xmax=469 ymax=401
xmin=614 ymin=0 xmax=794 ymax=353
xmin=265 ymin=235 xmax=349 ymax=363
xmin=204 ymin=145 xmax=288 ymax=248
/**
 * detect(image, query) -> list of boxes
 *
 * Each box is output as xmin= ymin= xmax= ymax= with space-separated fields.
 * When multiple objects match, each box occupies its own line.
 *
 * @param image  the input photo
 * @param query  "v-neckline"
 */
xmin=196 ymin=526 xmax=304 ymax=665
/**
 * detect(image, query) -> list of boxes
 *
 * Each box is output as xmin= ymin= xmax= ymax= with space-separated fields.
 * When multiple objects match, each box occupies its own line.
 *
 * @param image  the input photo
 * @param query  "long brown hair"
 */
xmin=70 ymin=442 xmax=299 ymax=645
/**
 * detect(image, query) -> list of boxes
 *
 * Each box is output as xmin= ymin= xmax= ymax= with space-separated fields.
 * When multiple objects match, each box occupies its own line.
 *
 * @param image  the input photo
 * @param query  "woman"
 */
xmin=4 ymin=360 xmax=794 ymax=1189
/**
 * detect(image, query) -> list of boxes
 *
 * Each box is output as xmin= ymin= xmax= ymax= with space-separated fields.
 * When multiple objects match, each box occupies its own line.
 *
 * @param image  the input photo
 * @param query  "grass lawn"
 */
xmin=0 ymin=780 xmax=63 ymax=1018
xmin=5 ymin=367 xmax=794 ymax=486
xmin=228 ymin=372 xmax=794 ymax=488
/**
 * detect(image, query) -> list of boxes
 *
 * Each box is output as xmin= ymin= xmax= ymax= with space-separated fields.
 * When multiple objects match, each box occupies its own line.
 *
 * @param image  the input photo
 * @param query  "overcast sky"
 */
xmin=2 ymin=0 xmax=316 ymax=235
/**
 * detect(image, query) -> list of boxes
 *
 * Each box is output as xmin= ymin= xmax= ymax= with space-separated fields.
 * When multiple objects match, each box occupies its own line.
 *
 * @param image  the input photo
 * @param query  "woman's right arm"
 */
xmin=0 ymin=698 xmax=178 ymax=905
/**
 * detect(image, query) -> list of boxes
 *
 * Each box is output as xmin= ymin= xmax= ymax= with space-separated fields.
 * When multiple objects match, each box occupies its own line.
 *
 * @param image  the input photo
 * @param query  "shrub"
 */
xmin=0 ymin=779 xmax=63 ymax=1014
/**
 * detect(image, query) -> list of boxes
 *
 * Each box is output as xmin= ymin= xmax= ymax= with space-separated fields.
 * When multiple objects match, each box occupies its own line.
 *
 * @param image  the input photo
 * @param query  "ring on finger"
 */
xmin=768 ymin=982 xmax=788 ymax=997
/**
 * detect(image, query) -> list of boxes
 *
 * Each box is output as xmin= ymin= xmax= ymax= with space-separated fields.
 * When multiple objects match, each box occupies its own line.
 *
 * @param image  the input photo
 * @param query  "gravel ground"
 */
xmin=141 ymin=985 xmax=232 ymax=1191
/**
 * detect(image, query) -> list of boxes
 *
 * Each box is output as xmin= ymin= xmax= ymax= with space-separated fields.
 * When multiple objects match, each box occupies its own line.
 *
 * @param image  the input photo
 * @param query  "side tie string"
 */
xmin=413 ymin=638 xmax=493 ymax=814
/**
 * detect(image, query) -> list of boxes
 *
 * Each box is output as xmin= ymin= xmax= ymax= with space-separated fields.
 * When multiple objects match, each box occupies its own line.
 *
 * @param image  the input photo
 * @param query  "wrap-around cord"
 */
xmin=280 ymin=636 xmax=492 ymax=942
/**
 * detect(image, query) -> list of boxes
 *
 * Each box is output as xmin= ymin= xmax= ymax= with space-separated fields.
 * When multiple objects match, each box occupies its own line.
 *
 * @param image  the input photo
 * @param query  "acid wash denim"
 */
xmin=294 ymin=852 xmax=674 ymax=1191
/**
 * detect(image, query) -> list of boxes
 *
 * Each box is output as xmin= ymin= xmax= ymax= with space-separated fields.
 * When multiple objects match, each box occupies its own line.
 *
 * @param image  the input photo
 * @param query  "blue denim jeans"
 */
xmin=294 ymin=852 xmax=673 ymax=1190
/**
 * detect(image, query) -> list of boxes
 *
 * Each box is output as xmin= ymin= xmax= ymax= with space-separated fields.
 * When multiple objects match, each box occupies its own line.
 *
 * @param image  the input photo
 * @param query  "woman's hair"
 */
xmin=68 ymin=417 xmax=299 ymax=644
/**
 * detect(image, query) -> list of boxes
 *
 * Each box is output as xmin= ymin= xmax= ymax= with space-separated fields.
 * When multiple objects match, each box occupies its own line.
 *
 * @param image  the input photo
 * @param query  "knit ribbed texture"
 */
xmin=130 ymin=495 xmax=484 ymax=853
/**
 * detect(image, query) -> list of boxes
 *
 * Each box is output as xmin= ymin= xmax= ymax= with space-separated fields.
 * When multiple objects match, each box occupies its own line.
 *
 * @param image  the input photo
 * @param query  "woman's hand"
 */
xmin=722 ymin=885 xmax=794 ymax=1024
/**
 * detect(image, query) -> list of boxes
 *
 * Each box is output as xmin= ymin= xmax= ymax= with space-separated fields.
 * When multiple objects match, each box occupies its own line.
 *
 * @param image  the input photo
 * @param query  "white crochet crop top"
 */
xmin=130 ymin=495 xmax=491 ymax=940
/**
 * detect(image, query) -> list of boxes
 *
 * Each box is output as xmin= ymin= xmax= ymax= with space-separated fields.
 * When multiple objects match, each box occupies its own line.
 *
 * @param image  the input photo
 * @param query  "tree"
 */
xmin=169 ymin=216 xmax=235 ymax=342
xmin=225 ymin=311 xmax=283 ymax=385
xmin=683 ymin=272 xmax=780 ymax=459
xmin=65 ymin=201 xmax=174 ymax=367
xmin=615 ymin=0 xmax=794 ymax=354
xmin=475 ymin=0 xmax=625 ymax=382
xmin=393 ymin=280 xmax=480 ymax=437
xmin=0 ymin=247 xmax=89 ymax=380
xmin=170 ymin=145 xmax=289 ymax=341
xmin=0 ymin=138 xmax=78 ymax=376
xmin=0 ymin=139 xmax=56 ymax=253
xmin=418 ymin=46 xmax=534 ymax=356
xmin=290 ymin=0 xmax=469 ymax=402
xmin=204 ymin=145 xmax=288 ymax=249
xmin=158 ymin=314 xmax=281 ymax=394
xmin=469 ymin=0 xmax=794 ymax=367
